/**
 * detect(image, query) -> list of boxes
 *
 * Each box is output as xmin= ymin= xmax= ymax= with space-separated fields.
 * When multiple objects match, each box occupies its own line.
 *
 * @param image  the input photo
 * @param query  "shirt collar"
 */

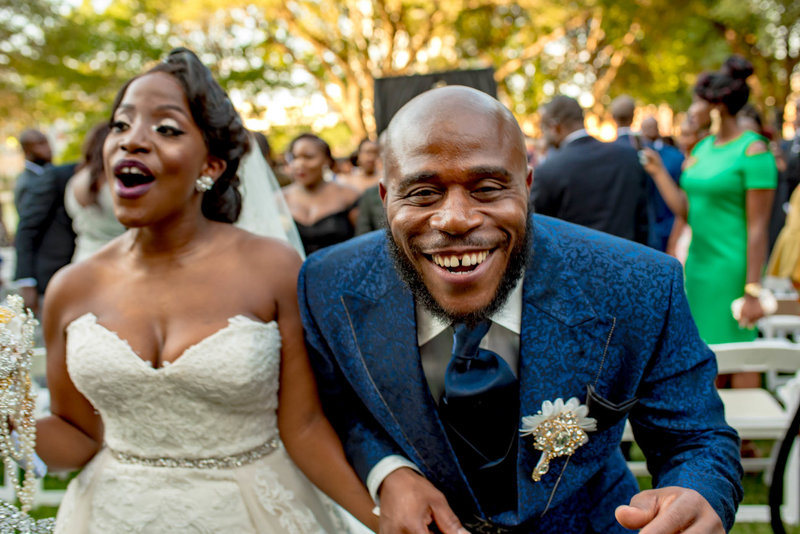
xmin=416 ymin=277 xmax=524 ymax=346
xmin=616 ymin=126 xmax=633 ymax=137
xmin=24 ymin=160 xmax=46 ymax=175
xmin=563 ymin=128 xmax=591 ymax=146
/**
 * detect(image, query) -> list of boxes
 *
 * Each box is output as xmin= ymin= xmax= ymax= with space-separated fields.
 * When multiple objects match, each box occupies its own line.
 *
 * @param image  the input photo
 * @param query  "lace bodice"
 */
xmin=66 ymin=313 xmax=281 ymax=459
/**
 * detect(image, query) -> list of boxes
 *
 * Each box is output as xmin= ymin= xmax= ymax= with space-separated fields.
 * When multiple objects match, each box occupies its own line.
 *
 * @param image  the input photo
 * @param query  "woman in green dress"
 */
xmin=643 ymin=56 xmax=777 ymax=350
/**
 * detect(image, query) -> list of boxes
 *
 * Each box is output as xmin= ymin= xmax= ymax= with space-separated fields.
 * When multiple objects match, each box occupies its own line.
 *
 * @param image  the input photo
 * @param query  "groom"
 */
xmin=299 ymin=86 xmax=742 ymax=533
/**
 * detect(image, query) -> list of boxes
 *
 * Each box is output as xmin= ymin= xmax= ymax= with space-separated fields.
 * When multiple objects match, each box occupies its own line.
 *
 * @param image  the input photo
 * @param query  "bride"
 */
xmin=35 ymin=48 xmax=378 ymax=533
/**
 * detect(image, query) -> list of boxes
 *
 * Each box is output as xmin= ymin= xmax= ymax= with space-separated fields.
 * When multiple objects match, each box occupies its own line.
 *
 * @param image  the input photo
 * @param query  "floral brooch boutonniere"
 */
xmin=519 ymin=397 xmax=597 ymax=482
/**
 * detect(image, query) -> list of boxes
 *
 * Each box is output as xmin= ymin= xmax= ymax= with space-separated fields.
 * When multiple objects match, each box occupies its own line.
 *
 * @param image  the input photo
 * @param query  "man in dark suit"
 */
xmin=639 ymin=116 xmax=685 ymax=252
xmin=14 ymin=130 xmax=52 ymax=218
xmin=14 ymin=158 xmax=77 ymax=315
xmin=13 ymin=129 xmax=54 ymax=312
xmin=610 ymin=95 xmax=637 ymax=146
xmin=299 ymin=86 xmax=741 ymax=533
xmin=531 ymin=95 xmax=649 ymax=245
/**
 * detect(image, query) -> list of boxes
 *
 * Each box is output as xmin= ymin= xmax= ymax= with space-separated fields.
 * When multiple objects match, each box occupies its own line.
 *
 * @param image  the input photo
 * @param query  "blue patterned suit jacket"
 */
xmin=299 ymin=215 xmax=742 ymax=532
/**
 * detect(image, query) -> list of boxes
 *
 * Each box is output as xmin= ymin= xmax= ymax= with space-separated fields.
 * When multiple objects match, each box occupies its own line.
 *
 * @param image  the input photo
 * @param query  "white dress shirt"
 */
xmin=23 ymin=160 xmax=47 ymax=176
xmin=365 ymin=280 xmax=524 ymax=506
xmin=615 ymin=126 xmax=634 ymax=138
xmin=562 ymin=128 xmax=592 ymax=146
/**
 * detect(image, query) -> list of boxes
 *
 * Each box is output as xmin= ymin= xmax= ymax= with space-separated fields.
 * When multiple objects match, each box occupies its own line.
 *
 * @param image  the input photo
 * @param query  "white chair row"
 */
xmin=714 ymin=340 xmax=800 ymax=525
xmin=623 ymin=339 xmax=800 ymax=525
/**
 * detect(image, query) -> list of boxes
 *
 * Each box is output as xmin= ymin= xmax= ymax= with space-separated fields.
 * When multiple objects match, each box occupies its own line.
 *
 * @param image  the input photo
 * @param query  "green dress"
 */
xmin=681 ymin=130 xmax=777 ymax=344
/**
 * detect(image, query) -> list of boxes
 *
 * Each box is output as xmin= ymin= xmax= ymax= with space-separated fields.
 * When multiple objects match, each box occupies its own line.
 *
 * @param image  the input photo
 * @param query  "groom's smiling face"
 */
xmin=380 ymin=87 xmax=532 ymax=324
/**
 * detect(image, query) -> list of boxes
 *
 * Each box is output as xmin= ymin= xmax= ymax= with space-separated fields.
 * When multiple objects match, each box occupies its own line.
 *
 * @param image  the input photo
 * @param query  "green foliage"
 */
xmin=1 ymin=0 xmax=797 ymax=155
xmin=265 ymin=121 xmax=355 ymax=159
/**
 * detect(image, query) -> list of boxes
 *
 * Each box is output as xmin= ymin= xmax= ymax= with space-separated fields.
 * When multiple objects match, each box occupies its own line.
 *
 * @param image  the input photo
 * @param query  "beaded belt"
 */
xmin=109 ymin=436 xmax=280 ymax=469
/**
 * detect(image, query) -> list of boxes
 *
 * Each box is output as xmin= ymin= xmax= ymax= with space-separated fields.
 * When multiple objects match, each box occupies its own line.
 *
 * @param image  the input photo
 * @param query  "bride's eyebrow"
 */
xmin=115 ymin=103 xmax=190 ymax=119
xmin=155 ymin=104 xmax=191 ymax=119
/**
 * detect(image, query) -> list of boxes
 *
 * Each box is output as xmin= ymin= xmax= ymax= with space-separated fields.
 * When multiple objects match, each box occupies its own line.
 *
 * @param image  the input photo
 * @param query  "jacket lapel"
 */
xmin=509 ymin=219 xmax=618 ymax=523
xmin=340 ymin=248 xmax=476 ymax=506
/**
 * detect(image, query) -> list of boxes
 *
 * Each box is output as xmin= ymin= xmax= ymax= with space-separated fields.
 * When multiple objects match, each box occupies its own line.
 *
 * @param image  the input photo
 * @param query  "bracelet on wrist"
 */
xmin=744 ymin=282 xmax=762 ymax=298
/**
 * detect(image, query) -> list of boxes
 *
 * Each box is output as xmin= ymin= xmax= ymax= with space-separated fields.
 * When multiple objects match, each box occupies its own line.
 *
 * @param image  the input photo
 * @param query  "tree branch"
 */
xmin=590 ymin=23 xmax=639 ymax=117
xmin=494 ymin=12 xmax=590 ymax=81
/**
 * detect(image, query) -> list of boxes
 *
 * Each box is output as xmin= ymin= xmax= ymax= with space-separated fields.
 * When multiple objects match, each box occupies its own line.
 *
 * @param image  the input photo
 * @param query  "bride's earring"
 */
xmin=195 ymin=175 xmax=214 ymax=192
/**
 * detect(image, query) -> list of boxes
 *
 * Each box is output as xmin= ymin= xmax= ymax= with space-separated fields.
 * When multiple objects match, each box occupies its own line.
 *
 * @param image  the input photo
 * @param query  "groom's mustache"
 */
xmin=410 ymin=235 xmax=505 ymax=253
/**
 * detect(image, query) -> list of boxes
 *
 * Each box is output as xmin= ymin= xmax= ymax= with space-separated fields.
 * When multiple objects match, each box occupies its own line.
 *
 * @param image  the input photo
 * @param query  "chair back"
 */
xmin=711 ymin=340 xmax=800 ymax=377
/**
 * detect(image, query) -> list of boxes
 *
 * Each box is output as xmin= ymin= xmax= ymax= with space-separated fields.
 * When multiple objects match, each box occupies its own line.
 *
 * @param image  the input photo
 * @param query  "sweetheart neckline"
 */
xmin=68 ymin=312 xmax=278 ymax=372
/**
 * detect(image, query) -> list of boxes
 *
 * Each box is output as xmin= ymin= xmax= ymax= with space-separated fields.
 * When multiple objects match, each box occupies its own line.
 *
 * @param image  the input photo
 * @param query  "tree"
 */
xmin=0 ymin=0 xmax=175 ymax=159
xmin=4 ymin=0 xmax=795 ymax=160
xmin=163 ymin=0 xmax=473 ymax=141
xmin=700 ymin=0 xmax=800 ymax=130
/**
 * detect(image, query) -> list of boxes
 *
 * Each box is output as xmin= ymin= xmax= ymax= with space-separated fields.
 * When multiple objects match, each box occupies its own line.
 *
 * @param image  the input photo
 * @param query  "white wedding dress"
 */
xmin=54 ymin=313 xmax=346 ymax=533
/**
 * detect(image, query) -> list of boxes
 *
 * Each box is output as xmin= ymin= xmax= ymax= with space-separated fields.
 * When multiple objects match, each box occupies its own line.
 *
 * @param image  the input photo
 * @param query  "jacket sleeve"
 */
xmin=630 ymin=259 xmax=743 ymax=531
xmin=298 ymin=261 xmax=405 ymax=483
xmin=14 ymin=169 xmax=59 ymax=283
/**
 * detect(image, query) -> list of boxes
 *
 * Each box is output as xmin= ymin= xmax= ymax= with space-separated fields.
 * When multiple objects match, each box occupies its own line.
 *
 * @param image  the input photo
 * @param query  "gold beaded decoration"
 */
xmin=520 ymin=397 xmax=596 ymax=483
xmin=529 ymin=410 xmax=589 ymax=481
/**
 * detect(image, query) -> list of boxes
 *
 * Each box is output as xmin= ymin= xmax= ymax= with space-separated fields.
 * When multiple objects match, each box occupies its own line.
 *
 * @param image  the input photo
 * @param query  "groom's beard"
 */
xmin=385 ymin=217 xmax=531 ymax=327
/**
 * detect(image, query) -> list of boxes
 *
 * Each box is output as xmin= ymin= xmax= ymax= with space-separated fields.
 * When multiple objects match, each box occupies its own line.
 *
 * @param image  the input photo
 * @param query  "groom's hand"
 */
xmin=378 ymin=467 xmax=469 ymax=534
xmin=615 ymin=487 xmax=724 ymax=533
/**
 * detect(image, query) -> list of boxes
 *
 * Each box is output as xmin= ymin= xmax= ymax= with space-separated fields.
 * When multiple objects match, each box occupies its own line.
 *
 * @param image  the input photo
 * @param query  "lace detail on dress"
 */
xmin=66 ymin=313 xmax=280 ymax=458
xmin=56 ymin=313 xmax=344 ymax=533
xmin=254 ymin=466 xmax=325 ymax=534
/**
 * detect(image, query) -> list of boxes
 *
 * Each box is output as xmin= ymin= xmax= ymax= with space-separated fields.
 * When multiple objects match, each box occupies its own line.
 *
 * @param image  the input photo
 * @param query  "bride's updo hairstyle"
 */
xmin=109 ymin=47 xmax=250 ymax=223
xmin=693 ymin=55 xmax=754 ymax=116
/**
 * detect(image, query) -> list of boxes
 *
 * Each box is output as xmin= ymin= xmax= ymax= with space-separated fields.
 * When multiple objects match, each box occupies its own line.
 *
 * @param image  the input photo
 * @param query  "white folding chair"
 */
xmin=712 ymin=340 xmax=800 ymax=524
xmin=756 ymin=315 xmax=800 ymax=390
xmin=622 ymin=340 xmax=800 ymax=524
xmin=758 ymin=315 xmax=800 ymax=341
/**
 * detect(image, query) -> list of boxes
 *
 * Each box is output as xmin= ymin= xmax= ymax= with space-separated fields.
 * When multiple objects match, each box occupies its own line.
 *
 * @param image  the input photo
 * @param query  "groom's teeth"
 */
xmin=432 ymin=251 xmax=490 ymax=269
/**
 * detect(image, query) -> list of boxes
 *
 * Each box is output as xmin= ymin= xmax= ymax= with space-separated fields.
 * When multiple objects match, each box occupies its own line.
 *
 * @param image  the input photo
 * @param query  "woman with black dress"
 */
xmin=282 ymin=134 xmax=360 ymax=255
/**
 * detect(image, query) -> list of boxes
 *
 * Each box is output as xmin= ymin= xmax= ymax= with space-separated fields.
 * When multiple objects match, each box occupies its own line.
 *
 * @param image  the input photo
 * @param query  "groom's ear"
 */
xmin=379 ymin=182 xmax=388 ymax=203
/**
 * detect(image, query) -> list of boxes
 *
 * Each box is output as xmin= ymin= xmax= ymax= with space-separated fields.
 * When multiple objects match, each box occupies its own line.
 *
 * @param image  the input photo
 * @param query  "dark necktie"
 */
xmin=439 ymin=320 xmax=519 ymax=516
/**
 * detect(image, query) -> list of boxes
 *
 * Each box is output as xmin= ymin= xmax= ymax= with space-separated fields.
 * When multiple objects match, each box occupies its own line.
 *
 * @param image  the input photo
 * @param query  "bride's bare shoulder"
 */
xmin=42 ymin=247 xmax=126 ymax=328
xmin=225 ymin=226 xmax=303 ymax=271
